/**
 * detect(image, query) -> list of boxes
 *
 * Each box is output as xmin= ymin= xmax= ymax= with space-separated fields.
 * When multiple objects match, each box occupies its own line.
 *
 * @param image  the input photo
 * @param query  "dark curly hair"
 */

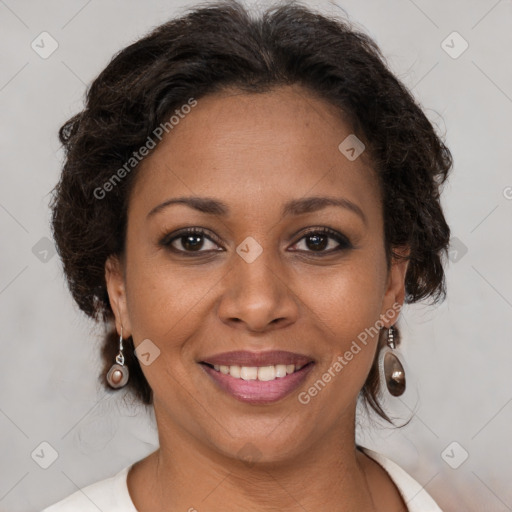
xmin=50 ymin=0 xmax=452 ymax=423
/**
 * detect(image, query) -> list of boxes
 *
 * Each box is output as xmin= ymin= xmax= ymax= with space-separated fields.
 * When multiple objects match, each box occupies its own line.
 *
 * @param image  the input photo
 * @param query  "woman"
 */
xmin=43 ymin=0 xmax=451 ymax=510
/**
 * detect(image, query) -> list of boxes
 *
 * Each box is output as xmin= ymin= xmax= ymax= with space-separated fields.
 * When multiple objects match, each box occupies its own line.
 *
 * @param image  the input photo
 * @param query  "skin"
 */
xmin=106 ymin=84 xmax=410 ymax=511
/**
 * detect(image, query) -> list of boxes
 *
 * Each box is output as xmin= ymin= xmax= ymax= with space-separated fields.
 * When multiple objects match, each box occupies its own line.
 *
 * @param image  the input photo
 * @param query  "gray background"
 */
xmin=0 ymin=0 xmax=511 ymax=510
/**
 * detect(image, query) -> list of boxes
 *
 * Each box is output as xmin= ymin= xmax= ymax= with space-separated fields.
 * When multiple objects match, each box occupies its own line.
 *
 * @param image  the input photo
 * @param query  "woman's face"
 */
xmin=106 ymin=85 xmax=408 ymax=462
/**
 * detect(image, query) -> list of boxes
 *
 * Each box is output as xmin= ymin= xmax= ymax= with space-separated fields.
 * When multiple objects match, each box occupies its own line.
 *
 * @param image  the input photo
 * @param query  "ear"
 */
xmin=105 ymin=254 xmax=132 ymax=337
xmin=380 ymin=246 xmax=410 ymax=327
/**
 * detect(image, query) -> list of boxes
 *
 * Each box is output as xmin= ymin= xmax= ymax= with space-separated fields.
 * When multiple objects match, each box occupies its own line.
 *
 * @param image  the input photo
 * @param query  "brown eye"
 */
xmin=303 ymin=233 xmax=330 ymax=251
xmin=160 ymin=228 xmax=223 ymax=254
xmin=178 ymin=233 xmax=208 ymax=251
xmin=291 ymin=228 xmax=352 ymax=254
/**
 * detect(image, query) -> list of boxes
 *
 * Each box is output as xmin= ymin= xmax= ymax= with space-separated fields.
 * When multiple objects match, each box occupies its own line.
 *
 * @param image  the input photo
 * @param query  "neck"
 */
xmin=128 ymin=403 xmax=377 ymax=512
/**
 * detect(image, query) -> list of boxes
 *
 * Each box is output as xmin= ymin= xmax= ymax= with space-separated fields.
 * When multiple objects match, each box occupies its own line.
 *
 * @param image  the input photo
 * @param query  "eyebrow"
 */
xmin=147 ymin=195 xmax=367 ymax=225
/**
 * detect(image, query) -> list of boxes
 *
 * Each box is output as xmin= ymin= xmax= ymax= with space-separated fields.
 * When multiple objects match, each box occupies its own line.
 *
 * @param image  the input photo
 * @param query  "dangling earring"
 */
xmin=378 ymin=325 xmax=406 ymax=397
xmin=106 ymin=327 xmax=129 ymax=389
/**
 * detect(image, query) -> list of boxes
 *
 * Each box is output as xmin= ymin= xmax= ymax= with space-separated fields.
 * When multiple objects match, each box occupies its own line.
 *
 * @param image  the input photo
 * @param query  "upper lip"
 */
xmin=200 ymin=350 xmax=314 ymax=367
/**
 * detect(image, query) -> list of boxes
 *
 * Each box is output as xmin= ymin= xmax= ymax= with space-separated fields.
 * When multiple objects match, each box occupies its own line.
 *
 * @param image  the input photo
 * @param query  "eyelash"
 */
xmin=159 ymin=227 xmax=353 ymax=256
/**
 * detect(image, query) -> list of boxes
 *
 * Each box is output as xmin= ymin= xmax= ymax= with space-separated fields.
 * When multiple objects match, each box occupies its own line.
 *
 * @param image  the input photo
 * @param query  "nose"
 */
xmin=217 ymin=249 xmax=300 ymax=333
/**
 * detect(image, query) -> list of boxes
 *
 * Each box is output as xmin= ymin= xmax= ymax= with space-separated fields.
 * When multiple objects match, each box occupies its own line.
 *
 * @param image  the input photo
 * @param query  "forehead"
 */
xmin=129 ymin=85 xmax=381 ymax=223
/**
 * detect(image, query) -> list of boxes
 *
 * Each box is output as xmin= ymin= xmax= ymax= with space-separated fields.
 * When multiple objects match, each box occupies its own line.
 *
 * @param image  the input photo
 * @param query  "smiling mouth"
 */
xmin=200 ymin=361 xmax=313 ymax=382
xmin=199 ymin=360 xmax=315 ymax=404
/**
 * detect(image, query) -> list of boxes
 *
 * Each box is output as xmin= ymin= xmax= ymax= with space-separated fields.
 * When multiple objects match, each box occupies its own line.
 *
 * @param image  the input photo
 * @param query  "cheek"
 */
xmin=307 ymin=254 xmax=386 ymax=335
xmin=123 ymin=252 xmax=221 ymax=354
xmin=122 ymin=260 xmax=206 ymax=401
xmin=300 ymin=252 xmax=387 ymax=383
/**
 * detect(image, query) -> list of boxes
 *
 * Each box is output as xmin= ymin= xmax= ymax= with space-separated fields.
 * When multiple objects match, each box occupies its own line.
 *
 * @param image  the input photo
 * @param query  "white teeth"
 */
xmin=208 ymin=363 xmax=308 ymax=381
xmin=241 ymin=366 xmax=258 ymax=380
xmin=230 ymin=365 xmax=241 ymax=378
xmin=258 ymin=365 xmax=276 ymax=381
xmin=275 ymin=364 xmax=287 ymax=378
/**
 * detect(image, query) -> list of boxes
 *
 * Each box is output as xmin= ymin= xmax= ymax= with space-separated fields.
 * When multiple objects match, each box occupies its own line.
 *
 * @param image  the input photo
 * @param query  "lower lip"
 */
xmin=200 ymin=363 xmax=314 ymax=404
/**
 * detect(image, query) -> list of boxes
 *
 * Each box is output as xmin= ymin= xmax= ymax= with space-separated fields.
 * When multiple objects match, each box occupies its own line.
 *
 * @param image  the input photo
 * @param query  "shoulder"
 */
xmin=41 ymin=464 xmax=136 ymax=512
xmin=358 ymin=446 xmax=443 ymax=512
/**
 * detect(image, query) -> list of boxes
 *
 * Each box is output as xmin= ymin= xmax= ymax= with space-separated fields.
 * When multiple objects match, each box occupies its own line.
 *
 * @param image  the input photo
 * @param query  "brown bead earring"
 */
xmin=378 ymin=325 xmax=406 ymax=397
xmin=106 ymin=327 xmax=129 ymax=389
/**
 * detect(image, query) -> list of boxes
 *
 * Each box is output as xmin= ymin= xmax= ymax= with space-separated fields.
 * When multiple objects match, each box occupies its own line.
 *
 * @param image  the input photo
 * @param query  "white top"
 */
xmin=41 ymin=446 xmax=443 ymax=511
